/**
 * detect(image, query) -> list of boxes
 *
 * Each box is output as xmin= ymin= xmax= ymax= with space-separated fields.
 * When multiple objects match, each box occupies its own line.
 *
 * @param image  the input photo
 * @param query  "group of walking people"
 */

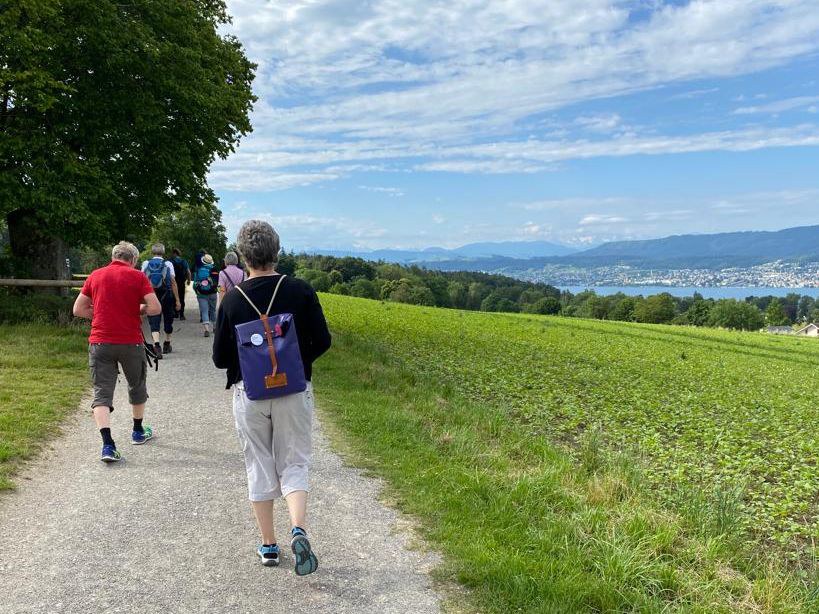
xmin=140 ymin=244 xmax=248 ymax=356
xmin=71 ymin=220 xmax=331 ymax=576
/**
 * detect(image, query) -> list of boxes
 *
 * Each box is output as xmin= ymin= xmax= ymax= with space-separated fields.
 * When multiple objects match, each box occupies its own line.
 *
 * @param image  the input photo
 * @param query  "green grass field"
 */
xmin=315 ymin=294 xmax=819 ymax=612
xmin=0 ymin=324 xmax=89 ymax=489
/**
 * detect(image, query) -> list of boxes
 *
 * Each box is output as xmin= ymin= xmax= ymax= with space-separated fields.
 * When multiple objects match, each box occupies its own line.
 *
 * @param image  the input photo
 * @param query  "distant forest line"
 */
xmin=282 ymin=254 xmax=816 ymax=332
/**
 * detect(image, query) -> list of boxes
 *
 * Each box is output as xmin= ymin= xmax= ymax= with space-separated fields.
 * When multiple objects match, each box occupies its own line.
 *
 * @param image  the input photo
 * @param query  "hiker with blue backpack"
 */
xmin=213 ymin=220 xmax=331 ymax=575
xmin=141 ymin=243 xmax=181 ymax=358
xmin=193 ymin=253 xmax=219 ymax=337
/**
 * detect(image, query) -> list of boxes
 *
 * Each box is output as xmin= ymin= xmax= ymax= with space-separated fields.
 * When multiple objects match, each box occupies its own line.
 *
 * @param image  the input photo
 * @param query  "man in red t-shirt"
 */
xmin=73 ymin=241 xmax=161 ymax=462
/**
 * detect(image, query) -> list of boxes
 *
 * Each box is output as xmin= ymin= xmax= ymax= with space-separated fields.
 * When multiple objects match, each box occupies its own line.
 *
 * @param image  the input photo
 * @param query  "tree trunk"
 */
xmin=6 ymin=208 xmax=70 ymax=294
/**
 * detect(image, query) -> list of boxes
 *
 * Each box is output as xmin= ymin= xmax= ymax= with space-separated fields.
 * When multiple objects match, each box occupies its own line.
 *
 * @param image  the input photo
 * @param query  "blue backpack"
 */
xmin=194 ymin=265 xmax=216 ymax=295
xmin=233 ymin=275 xmax=307 ymax=400
xmin=146 ymin=259 xmax=169 ymax=290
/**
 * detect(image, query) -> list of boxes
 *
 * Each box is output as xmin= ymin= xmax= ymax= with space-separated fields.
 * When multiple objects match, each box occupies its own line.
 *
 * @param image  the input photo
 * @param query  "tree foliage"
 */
xmin=764 ymin=299 xmax=790 ymax=327
xmin=0 ymin=0 xmax=255 ymax=276
xmin=708 ymin=300 xmax=765 ymax=331
xmin=148 ymin=202 xmax=227 ymax=266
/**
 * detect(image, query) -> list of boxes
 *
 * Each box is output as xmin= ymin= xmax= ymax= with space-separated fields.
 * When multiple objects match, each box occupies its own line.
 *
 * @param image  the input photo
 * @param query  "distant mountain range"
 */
xmin=306 ymin=225 xmax=819 ymax=274
xmin=567 ymin=225 xmax=819 ymax=268
xmin=304 ymin=226 xmax=819 ymax=276
xmin=409 ymin=225 xmax=819 ymax=273
xmin=307 ymin=240 xmax=578 ymax=262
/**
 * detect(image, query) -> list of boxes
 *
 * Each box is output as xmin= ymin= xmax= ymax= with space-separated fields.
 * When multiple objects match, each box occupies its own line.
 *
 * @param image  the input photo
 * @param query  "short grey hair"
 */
xmin=236 ymin=220 xmax=280 ymax=270
xmin=151 ymin=242 xmax=165 ymax=256
xmin=111 ymin=241 xmax=139 ymax=263
xmin=224 ymin=251 xmax=239 ymax=266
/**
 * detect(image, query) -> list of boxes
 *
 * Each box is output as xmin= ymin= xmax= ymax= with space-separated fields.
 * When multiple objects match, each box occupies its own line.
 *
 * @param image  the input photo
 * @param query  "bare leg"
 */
xmin=132 ymin=403 xmax=145 ymax=420
xmin=284 ymin=490 xmax=308 ymax=530
xmin=250 ymin=500 xmax=278 ymax=544
xmin=92 ymin=406 xmax=111 ymax=429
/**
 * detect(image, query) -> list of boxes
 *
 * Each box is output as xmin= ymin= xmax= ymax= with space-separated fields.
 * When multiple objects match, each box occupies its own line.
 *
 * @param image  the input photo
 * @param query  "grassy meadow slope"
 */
xmin=315 ymin=294 xmax=819 ymax=612
xmin=0 ymin=324 xmax=89 ymax=489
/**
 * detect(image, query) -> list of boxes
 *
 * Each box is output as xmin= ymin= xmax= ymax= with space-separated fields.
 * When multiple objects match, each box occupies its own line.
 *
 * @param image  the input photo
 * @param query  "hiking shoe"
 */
xmin=290 ymin=530 xmax=318 ymax=576
xmin=153 ymin=342 xmax=163 ymax=360
xmin=203 ymin=329 xmax=210 ymax=338
xmin=257 ymin=544 xmax=280 ymax=567
xmin=131 ymin=425 xmax=153 ymax=445
xmin=101 ymin=444 xmax=122 ymax=463
xmin=163 ymin=341 xmax=172 ymax=354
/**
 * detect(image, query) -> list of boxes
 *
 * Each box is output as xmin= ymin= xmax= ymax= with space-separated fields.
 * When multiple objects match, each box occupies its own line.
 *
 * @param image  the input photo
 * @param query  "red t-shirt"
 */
xmin=81 ymin=260 xmax=154 ymax=344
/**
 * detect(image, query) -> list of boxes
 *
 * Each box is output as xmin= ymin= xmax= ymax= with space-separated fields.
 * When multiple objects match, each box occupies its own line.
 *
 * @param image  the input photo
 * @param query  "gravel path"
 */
xmin=0 ymin=296 xmax=441 ymax=614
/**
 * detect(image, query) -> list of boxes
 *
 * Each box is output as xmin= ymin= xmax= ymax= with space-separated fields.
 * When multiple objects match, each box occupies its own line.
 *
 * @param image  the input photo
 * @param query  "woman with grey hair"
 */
xmin=217 ymin=250 xmax=245 ymax=309
xmin=213 ymin=220 xmax=331 ymax=574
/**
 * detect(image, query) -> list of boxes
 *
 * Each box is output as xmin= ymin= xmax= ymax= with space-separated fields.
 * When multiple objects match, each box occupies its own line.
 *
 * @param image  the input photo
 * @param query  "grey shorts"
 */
xmin=88 ymin=343 xmax=148 ymax=410
xmin=233 ymin=382 xmax=314 ymax=501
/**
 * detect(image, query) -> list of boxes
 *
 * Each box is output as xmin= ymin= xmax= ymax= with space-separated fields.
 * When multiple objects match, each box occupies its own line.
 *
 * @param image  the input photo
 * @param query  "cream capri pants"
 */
xmin=232 ymin=382 xmax=314 ymax=501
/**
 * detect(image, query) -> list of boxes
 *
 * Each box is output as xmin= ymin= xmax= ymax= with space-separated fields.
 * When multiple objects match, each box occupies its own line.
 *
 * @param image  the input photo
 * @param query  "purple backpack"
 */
xmin=233 ymin=275 xmax=307 ymax=400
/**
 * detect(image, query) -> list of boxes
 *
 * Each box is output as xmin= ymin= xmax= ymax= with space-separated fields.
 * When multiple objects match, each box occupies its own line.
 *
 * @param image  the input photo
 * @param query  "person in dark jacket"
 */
xmin=170 ymin=248 xmax=191 ymax=319
xmin=213 ymin=220 xmax=331 ymax=574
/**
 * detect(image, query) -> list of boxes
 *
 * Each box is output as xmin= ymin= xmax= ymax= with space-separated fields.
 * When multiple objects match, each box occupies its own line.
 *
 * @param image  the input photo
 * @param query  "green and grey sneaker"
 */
xmin=131 ymin=425 xmax=153 ymax=445
xmin=101 ymin=444 xmax=122 ymax=462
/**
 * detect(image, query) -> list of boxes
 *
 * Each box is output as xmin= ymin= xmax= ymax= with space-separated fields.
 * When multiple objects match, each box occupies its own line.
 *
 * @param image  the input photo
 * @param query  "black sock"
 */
xmin=133 ymin=418 xmax=144 ymax=434
xmin=263 ymin=543 xmax=278 ymax=548
xmin=100 ymin=427 xmax=115 ymax=447
xmin=291 ymin=526 xmax=306 ymax=537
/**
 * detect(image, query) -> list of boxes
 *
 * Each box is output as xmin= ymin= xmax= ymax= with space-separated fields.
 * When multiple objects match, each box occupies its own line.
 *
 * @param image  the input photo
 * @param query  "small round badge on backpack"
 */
xmin=250 ymin=333 xmax=264 ymax=346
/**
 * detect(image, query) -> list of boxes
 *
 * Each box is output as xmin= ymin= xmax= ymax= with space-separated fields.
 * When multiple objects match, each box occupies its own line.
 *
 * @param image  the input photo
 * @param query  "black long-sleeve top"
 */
xmin=212 ymin=275 xmax=331 ymax=389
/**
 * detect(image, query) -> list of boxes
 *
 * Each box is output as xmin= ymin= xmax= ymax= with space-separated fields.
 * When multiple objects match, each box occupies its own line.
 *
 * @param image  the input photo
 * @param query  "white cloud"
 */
xmin=579 ymin=214 xmax=629 ymax=225
xmin=733 ymin=95 xmax=819 ymax=114
xmin=212 ymin=0 xmax=819 ymax=190
xmin=574 ymin=113 xmax=623 ymax=133
xmin=211 ymin=124 xmax=819 ymax=189
xmin=667 ymin=87 xmax=720 ymax=100
xmin=358 ymin=185 xmax=405 ymax=196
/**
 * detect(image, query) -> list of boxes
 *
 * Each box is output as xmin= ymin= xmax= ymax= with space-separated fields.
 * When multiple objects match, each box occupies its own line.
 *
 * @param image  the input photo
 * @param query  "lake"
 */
xmin=561 ymin=286 xmax=819 ymax=300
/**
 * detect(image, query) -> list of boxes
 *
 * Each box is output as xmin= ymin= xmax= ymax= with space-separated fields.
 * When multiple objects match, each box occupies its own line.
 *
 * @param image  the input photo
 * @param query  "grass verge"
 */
xmin=315 ymin=317 xmax=815 ymax=612
xmin=0 ymin=323 xmax=88 ymax=490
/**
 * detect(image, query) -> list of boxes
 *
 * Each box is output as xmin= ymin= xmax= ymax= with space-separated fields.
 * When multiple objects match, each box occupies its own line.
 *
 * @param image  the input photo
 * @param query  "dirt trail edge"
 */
xmin=0 ymin=295 xmax=441 ymax=614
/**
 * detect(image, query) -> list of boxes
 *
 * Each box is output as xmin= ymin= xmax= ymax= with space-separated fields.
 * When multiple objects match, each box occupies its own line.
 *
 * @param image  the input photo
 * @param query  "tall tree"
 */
xmin=764 ymin=298 xmax=791 ymax=326
xmin=148 ymin=201 xmax=228 ymax=268
xmin=0 ymin=0 xmax=255 ymax=279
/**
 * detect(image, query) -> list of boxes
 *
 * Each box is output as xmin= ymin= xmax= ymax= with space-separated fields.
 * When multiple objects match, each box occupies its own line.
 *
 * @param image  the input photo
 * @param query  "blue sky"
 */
xmin=211 ymin=0 xmax=819 ymax=251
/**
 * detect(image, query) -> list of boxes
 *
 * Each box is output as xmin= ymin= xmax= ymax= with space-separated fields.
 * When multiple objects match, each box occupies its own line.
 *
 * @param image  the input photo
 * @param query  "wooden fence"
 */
xmin=0 ymin=278 xmax=84 ymax=288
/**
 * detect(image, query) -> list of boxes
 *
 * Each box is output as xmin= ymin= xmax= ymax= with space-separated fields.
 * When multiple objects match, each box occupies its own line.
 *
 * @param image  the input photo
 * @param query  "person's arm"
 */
xmin=73 ymin=293 xmax=94 ymax=320
xmin=141 ymin=292 xmax=162 ymax=316
xmin=216 ymin=271 xmax=226 ymax=310
xmin=305 ymin=288 xmax=332 ymax=362
xmin=212 ymin=299 xmax=234 ymax=369
xmin=186 ymin=261 xmax=192 ymax=284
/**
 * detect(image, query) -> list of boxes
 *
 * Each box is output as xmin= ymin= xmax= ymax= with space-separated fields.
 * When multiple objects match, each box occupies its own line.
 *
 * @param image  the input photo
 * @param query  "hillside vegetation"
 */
xmin=285 ymin=253 xmax=818 ymax=330
xmin=316 ymin=294 xmax=819 ymax=612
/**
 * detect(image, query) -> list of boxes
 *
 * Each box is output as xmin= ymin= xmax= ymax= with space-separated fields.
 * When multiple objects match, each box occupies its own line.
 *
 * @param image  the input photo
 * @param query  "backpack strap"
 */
xmin=264 ymin=275 xmax=287 ymax=316
xmin=233 ymin=275 xmax=286 ymax=316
